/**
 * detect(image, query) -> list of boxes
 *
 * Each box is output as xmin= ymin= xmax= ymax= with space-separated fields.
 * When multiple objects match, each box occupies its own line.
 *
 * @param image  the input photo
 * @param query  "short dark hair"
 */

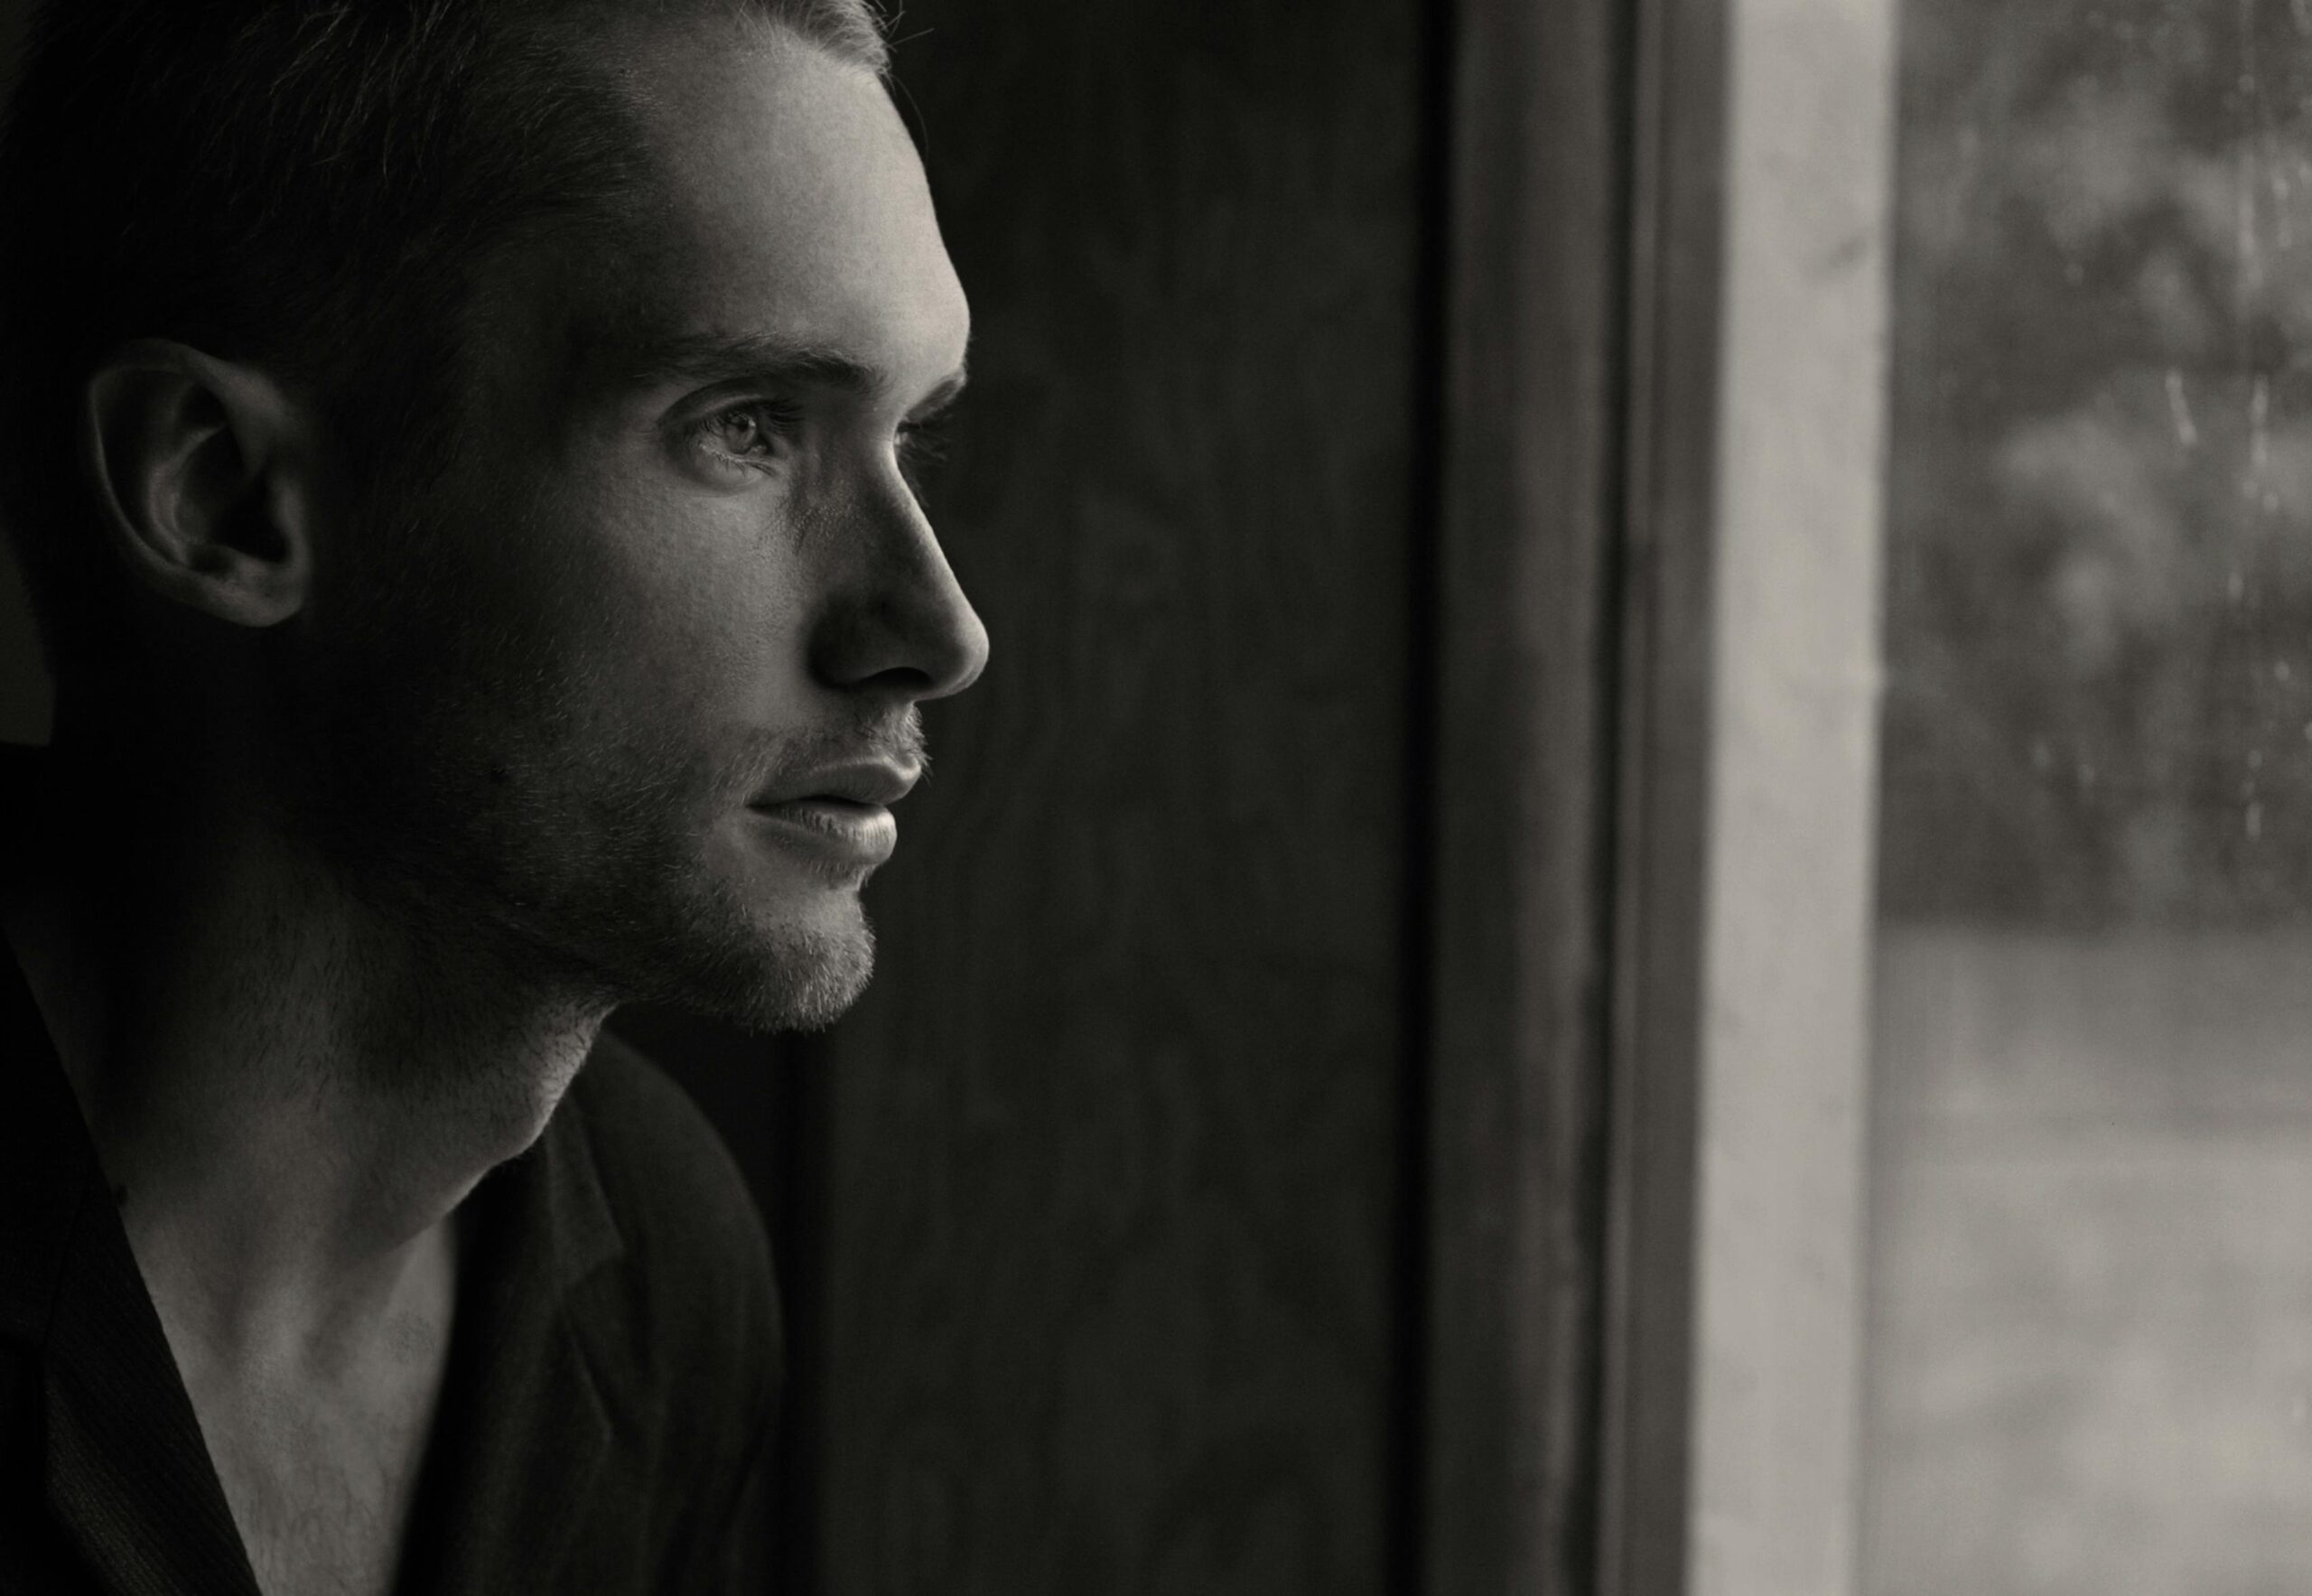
xmin=0 ymin=0 xmax=889 ymax=686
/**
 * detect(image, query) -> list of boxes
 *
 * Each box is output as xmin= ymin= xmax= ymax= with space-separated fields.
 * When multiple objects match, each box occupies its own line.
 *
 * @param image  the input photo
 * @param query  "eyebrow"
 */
xmin=631 ymin=330 xmax=969 ymax=415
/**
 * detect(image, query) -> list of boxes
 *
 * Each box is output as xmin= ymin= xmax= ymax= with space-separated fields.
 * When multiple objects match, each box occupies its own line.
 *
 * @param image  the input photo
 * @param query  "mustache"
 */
xmin=734 ymin=705 xmax=929 ymax=798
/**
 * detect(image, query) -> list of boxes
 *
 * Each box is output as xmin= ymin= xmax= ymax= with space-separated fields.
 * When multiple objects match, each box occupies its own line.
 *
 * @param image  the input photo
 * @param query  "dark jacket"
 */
xmin=0 ymin=952 xmax=782 ymax=1595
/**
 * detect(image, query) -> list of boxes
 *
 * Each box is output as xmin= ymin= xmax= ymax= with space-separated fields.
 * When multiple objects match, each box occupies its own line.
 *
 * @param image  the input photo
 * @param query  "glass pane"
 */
xmin=1865 ymin=3 xmax=2312 ymax=1592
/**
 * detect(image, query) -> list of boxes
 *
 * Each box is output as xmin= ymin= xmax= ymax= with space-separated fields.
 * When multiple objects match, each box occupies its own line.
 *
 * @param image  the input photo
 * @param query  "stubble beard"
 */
xmin=293 ymin=650 xmax=885 ymax=1036
xmin=272 ymin=507 xmax=884 ymax=1039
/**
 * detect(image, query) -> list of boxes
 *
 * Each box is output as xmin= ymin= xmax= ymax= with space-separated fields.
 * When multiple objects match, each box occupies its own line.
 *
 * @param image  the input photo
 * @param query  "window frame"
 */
xmin=1418 ymin=0 xmax=1900 ymax=1591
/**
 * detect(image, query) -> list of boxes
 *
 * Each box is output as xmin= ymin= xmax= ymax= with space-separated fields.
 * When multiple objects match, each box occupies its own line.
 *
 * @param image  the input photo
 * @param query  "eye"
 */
xmin=689 ymin=399 xmax=797 ymax=474
xmin=895 ymin=413 xmax=953 ymax=499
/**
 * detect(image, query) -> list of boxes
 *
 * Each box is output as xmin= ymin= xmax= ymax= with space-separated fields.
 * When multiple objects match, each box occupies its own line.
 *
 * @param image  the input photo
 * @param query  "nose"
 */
xmin=807 ymin=479 xmax=989 ymax=704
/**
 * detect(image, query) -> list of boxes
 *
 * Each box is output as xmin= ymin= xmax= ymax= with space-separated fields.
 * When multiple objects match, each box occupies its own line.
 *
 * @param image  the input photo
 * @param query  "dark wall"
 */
xmin=792 ymin=5 xmax=1434 ymax=1591
xmin=0 ymin=0 xmax=39 ymax=748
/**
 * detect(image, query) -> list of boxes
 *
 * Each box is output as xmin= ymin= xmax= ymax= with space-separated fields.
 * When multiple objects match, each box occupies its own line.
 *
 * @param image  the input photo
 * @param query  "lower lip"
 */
xmin=747 ymin=798 xmax=898 ymax=869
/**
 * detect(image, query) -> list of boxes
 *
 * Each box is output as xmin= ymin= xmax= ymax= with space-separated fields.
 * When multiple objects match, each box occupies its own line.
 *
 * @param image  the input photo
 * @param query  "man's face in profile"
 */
xmin=294 ymin=20 xmax=985 ymax=1032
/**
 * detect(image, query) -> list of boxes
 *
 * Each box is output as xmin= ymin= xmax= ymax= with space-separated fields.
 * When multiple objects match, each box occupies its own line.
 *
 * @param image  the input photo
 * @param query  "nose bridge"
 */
xmin=814 ymin=474 xmax=988 ymax=701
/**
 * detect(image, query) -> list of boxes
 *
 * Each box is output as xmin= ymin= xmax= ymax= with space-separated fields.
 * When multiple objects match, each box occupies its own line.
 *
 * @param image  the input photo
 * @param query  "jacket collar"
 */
xmin=0 ymin=925 xmax=629 ymax=1595
xmin=386 ymin=1078 xmax=627 ymax=1595
xmin=0 ymin=942 xmax=262 ymax=1596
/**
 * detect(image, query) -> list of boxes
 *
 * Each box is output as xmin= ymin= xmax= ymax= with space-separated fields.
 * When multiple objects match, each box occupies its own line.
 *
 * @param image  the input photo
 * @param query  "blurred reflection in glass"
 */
xmin=1867 ymin=2 xmax=2312 ymax=1591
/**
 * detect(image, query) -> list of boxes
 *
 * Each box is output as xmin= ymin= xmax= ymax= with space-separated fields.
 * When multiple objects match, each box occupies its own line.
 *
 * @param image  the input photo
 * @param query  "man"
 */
xmin=0 ymin=0 xmax=986 ymax=1590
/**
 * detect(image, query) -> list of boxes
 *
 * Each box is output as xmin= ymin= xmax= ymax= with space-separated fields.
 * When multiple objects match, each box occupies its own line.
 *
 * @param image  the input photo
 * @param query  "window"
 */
xmin=1603 ymin=0 xmax=2312 ymax=1591
xmin=1865 ymin=2 xmax=2312 ymax=1591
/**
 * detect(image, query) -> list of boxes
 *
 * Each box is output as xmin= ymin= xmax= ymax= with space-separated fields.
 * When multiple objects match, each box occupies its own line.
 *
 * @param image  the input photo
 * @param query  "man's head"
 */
xmin=0 ymin=0 xmax=988 ymax=1031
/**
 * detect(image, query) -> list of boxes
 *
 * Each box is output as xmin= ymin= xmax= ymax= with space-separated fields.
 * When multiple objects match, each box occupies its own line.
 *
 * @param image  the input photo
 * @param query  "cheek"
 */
xmin=523 ymin=471 xmax=819 ymax=735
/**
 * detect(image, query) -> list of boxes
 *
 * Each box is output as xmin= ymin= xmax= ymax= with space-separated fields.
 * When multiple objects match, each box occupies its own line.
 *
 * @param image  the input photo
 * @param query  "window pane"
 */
xmin=1866 ymin=3 xmax=2312 ymax=1591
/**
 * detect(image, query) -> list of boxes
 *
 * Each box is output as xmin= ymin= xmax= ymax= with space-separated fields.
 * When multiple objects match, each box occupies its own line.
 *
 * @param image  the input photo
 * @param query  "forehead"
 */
xmin=548 ymin=20 xmax=967 ymax=399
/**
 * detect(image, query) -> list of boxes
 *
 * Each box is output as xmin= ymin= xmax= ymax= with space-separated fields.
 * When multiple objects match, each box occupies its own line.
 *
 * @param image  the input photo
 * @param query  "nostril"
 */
xmin=807 ymin=545 xmax=987 ymax=701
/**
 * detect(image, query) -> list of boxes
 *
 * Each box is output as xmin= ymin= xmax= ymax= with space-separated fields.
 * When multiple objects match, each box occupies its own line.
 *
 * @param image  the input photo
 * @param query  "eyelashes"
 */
xmin=691 ymin=399 xmax=803 ymax=472
xmin=894 ymin=413 xmax=952 ymax=499
xmin=682 ymin=398 xmax=955 ymax=496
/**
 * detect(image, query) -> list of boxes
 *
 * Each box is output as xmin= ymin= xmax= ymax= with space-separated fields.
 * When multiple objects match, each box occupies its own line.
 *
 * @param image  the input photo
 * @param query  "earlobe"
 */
xmin=81 ymin=340 xmax=316 ymax=629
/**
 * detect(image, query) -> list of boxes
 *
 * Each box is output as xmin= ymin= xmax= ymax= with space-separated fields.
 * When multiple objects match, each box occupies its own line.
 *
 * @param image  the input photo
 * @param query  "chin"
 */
xmin=627 ymin=882 xmax=880 ymax=1035
xmin=731 ymin=910 xmax=879 ymax=1033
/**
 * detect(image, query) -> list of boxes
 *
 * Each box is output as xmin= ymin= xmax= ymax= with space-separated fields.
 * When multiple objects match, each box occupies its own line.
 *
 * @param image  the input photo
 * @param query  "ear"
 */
xmin=80 ymin=340 xmax=317 ymax=629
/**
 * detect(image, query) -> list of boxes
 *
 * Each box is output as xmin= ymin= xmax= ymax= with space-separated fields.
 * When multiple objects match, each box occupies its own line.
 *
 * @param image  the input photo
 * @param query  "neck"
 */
xmin=1 ymin=743 xmax=610 ymax=1368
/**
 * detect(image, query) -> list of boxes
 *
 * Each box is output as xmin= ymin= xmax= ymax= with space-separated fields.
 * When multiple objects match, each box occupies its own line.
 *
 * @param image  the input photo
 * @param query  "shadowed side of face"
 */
xmin=285 ymin=17 xmax=986 ymax=1031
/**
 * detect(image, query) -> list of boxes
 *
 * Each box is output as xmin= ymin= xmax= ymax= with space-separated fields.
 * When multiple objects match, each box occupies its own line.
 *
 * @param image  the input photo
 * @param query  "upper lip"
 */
xmin=753 ymin=760 xmax=920 ymax=809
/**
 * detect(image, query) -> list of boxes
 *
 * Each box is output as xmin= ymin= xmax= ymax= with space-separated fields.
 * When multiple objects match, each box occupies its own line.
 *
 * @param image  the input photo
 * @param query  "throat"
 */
xmin=163 ymin=1213 xmax=461 ymax=1596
